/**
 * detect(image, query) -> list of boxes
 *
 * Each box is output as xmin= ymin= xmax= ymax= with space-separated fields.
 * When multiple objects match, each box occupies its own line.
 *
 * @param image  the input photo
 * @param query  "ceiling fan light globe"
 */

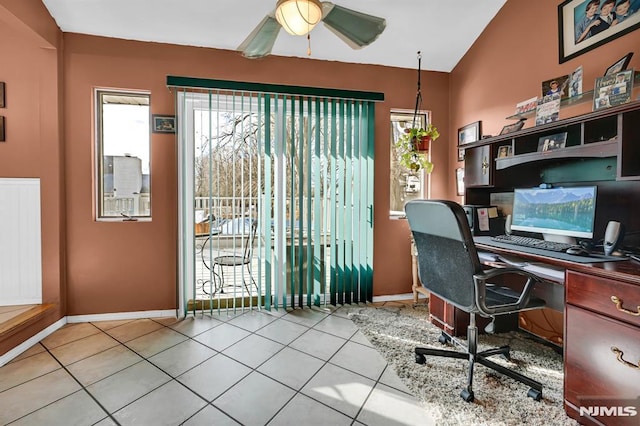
xmin=275 ymin=0 xmax=323 ymax=36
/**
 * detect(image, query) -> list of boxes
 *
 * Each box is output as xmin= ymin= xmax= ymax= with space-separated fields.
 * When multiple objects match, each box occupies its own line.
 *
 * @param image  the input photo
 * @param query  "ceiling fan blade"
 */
xmin=237 ymin=15 xmax=282 ymax=58
xmin=321 ymin=2 xmax=386 ymax=49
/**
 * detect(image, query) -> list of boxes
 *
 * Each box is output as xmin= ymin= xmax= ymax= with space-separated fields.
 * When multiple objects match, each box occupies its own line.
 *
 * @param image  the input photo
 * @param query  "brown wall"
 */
xmin=0 ymin=0 xmax=65 ymax=355
xmin=62 ymin=35 xmax=451 ymax=314
xmin=449 ymin=0 xmax=640 ymax=177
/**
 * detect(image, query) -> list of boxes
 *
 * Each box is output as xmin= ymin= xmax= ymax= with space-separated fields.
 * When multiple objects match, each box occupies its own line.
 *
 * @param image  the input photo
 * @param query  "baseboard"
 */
xmin=1 ymin=309 xmax=178 ymax=366
xmin=67 ymin=309 xmax=178 ymax=323
xmin=372 ymin=293 xmax=418 ymax=302
xmin=0 ymin=317 xmax=66 ymax=367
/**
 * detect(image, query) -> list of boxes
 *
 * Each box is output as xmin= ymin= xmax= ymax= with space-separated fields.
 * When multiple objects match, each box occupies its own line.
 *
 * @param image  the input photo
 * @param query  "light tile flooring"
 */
xmin=0 ymin=302 xmax=434 ymax=426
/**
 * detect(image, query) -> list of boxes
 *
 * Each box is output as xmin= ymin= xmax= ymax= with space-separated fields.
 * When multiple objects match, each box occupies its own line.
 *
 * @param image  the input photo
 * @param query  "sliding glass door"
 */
xmin=171 ymin=77 xmax=379 ymax=315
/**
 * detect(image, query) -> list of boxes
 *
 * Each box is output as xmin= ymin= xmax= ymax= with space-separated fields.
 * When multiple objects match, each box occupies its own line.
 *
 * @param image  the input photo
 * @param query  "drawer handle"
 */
xmin=611 ymin=346 xmax=640 ymax=370
xmin=610 ymin=296 xmax=640 ymax=317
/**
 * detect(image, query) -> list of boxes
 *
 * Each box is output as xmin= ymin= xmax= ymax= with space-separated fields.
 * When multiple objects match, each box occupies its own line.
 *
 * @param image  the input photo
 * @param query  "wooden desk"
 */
xmin=470 ymin=241 xmax=640 ymax=426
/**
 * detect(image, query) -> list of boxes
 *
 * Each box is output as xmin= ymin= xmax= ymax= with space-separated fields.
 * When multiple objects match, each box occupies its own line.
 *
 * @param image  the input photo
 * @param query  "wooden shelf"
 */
xmin=495 ymin=140 xmax=618 ymax=170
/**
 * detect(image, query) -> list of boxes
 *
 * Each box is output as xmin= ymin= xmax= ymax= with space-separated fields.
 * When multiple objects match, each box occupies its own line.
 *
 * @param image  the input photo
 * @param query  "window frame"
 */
xmin=95 ymin=88 xmax=152 ymax=221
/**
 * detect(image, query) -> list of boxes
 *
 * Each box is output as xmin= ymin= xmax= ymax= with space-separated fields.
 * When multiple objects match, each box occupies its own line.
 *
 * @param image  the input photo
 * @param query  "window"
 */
xmin=95 ymin=90 xmax=151 ymax=219
xmin=389 ymin=109 xmax=430 ymax=217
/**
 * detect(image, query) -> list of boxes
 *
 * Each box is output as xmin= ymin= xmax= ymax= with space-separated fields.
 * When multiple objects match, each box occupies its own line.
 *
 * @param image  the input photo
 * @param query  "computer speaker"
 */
xmin=505 ymin=214 xmax=512 ymax=235
xmin=603 ymin=221 xmax=624 ymax=256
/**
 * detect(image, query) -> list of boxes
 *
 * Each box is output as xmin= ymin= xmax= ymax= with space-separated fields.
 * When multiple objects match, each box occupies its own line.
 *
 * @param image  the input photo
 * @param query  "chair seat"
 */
xmin=486 ymin=284 xmax=545 ymax=310
xmin=213 ymin=255 xmax=250 ymax=266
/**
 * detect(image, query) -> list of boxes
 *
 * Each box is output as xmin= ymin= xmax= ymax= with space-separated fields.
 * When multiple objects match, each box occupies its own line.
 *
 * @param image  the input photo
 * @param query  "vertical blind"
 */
xmin=169 ymin=76 xmax=382 ymax=314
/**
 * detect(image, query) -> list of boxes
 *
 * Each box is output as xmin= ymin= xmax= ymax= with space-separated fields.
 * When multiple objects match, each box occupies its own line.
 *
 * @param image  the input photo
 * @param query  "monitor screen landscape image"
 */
xmin=511 ymin=186 xmax=597 ymax=239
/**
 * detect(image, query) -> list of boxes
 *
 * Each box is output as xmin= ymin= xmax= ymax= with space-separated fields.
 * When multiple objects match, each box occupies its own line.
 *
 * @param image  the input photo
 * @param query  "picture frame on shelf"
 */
xmin=499 ymin=120 xmax=525 ymax=135
xmin=537 ymin=132 xmax=568 ymax=152
xmin=458 ymin=148 xmax=465 ymax=162
xmin=456 ymin=168 xmax=465 ymax=196
xmin=604 ymin=52 xmax=634 ymax=76
xmin=152 ymin=115 xmax=176 ymax=133
xmin=568 ymin=65 xmax=583 ymax=97
xmin=593 ymin=69 xmax=633 ymax=111
xmin=541 ymin=75 xmax=570 ymax=100
xmin=497 ymin=145 xmax=512 ymax=158
xmin=558 ymin=0 xmax=640 ymax=63
xmin=458 ymin=121 xmax=482 ymax=146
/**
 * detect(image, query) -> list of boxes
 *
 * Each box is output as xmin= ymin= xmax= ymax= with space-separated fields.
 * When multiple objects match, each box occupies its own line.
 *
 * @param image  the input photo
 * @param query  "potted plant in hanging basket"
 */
xmin=395 ymin=124 xmax=440 ymax=172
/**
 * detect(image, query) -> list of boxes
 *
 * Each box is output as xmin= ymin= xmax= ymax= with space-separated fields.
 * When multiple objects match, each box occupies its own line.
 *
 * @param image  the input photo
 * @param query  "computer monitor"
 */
xmin=511 ymin=186 xmax=597 ymax=240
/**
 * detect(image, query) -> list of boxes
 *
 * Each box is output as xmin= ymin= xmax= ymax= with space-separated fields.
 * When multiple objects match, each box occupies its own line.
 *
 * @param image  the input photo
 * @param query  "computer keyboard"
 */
xmin=490 ymin=234 xmax=575 ymax=252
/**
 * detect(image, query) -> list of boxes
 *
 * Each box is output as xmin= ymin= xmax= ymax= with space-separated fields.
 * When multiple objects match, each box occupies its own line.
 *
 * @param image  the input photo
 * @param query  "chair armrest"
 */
xmin=473 ymin=267 xmax=543 ymax=316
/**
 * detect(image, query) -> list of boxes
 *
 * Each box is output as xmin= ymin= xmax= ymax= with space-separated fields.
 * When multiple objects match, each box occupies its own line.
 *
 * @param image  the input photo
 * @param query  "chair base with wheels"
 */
xmin=415 ymin=314 xmax=542 ymax=403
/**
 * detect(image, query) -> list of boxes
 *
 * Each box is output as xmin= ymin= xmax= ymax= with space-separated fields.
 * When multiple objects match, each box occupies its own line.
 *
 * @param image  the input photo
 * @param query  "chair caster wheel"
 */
xmin=415 ymin=353 xmax=426 ymax=364
xmin=438 ymin=333 xmax=451 ymax=345
xmin=460 ymin=389 xmax=474 ymax=402
xmin=527 ymin=388 xmax=542 ymax=401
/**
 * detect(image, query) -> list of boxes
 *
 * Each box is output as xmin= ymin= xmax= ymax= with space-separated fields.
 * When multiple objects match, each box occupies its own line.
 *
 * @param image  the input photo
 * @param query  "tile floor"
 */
xmin=0 ymin=303 xmax=435 ymax=426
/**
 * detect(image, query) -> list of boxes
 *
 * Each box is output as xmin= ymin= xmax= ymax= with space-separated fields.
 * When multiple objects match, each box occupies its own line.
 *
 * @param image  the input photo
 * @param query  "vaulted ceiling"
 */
xmin=41 ymin=0 xmax=506 ymax=72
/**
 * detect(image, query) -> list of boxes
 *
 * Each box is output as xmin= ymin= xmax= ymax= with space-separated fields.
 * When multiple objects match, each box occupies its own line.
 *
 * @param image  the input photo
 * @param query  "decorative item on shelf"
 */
xmin=605 ymin=52 xmax=633 ymax=76
xmin=514 ymin=97 xmax=538 ymax=116
xmin=394 ymin=51 xmax=439 ymax=172
xmin=568 ymin=65 xmax=583 ymax=97
xmin=535 ymin=94 xmax=561 ymax=125
xmin=537 ymin=132 xmax=568 ymax=152
xmin=542 ymin=75 xmax=570 ymax=100
xmin=497 ymin=145 xmax=513 ymax=158
xmin=593 ymin=69 xmax=634 ymax=111
xmin=499 ymin=119 xmax=525 ymax=135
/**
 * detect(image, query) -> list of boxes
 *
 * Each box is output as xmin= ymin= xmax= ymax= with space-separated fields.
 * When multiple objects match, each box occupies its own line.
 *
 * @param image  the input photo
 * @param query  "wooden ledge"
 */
xmin=0 ymin=304 xmax=56 ymax=339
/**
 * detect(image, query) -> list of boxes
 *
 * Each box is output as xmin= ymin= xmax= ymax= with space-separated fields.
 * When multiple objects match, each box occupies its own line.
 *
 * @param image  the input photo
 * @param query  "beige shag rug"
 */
xmin=348 ymin=304 xmax=579 ymax=426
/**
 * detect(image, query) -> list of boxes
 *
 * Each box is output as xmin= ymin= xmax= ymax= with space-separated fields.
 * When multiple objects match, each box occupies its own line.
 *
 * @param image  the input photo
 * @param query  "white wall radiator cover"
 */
xmin=0 ymin=178 xmax=42 ymax=306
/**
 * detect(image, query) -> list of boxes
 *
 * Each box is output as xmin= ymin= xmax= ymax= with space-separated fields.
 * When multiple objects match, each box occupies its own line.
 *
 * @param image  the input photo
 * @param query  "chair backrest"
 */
xmin=242 ymin=219 xmax=258 ymax=261
xmin=405 ymin=200 xmax=484 ymax=312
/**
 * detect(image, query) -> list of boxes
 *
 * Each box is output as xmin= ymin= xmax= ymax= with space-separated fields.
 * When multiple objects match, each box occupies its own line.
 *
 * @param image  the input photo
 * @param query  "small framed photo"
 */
xmin=499 ymin=120 xmax=525 ymax=135
xmin=537 ymin=132 xmax=567 ymax=152
xmin=497 ymin=145 xmax=512 ymax=158
xmin=456 ymin=168 xmax=465 ymax=196
xmin=604 ymin=52 xmax=633 ymax=76
xmin=152 ymin=114 xmax=176 ymax=133
xmin=541 ymin=75 xmax=569 ymax=100
xmin=458 ymin=121 xmax=482 ymax=146
xmin=0 ymin=116 xmax=5 ymax=142
xmin=458 ymin=148 xmax=465 ymax=162
xmin=0 ymin=82 xmax=5 ymax=108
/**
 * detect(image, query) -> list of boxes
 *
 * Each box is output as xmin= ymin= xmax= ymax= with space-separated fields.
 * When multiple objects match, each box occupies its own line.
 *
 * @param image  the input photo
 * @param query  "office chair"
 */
xmin=212 ymin=219 xmax=258 ymax=294
xmin=405 ymin=200 xmax=546 ymax=403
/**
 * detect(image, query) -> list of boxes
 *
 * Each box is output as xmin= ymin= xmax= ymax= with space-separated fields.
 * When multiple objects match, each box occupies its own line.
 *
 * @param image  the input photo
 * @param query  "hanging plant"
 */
xmin=393 ymin=52 xmax=439 ymax=173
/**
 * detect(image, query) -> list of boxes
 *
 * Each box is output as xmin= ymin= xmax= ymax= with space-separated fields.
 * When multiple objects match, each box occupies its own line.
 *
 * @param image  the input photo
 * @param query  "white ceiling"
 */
xmin=41 ymin=0 xmax=506 ymax=72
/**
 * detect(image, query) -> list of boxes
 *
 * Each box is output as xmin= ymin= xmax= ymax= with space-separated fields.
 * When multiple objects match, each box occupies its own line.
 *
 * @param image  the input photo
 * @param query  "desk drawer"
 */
xmin=565 ymin=305 xmax=640 ymax=426
xmin=566 ymin=270 xmax=640 ymax=327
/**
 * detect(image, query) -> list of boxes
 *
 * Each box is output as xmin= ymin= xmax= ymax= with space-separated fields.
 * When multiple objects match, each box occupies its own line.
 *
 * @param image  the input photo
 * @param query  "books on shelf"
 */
xmin=535 ymin=94 xmax=561 ymax=125
xmin=593 ymin=69 xmax=634 ymax=111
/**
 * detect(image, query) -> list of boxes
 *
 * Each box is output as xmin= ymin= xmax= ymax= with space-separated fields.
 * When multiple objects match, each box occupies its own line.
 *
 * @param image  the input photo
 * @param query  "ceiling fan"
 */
xmin=237 ymin=0 xmax=386 ymax=58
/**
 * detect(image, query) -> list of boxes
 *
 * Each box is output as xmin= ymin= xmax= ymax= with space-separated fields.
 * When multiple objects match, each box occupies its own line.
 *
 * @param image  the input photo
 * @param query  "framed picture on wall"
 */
xmin=0 ymin=116 xmax=5 ymax=142
xmin=152 ymin=115 xmax=176 ymax=133
xmin=559 ymin=0 xmax=640 ymax=63
xmin=0 ymin=82 xmax=5 ymax=108
xmin=456 ymin=168 xmax=465 ymax=196
xmin=458 ymin=121 xmax=482 ymax=146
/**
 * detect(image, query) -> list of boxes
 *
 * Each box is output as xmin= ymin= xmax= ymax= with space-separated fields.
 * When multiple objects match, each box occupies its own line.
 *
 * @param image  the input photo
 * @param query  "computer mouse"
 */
xmin=566 ymin=247 xmax=590 ymax=256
